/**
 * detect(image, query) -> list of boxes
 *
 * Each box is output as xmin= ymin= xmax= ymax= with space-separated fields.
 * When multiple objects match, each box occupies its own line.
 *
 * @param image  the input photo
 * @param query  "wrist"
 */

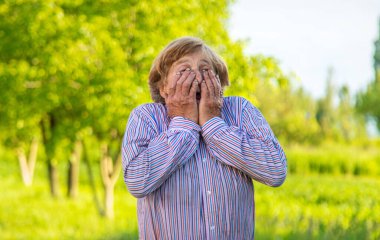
xmin=200 ymin=113 xmax=219 ymax=126
xmin=201 ymin=117 xmax=227 ymax=141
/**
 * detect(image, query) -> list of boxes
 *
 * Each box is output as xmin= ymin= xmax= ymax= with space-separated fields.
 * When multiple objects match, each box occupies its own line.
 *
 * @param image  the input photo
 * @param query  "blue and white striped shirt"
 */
xmin=122 ymin=96 xmax=287 ymax=239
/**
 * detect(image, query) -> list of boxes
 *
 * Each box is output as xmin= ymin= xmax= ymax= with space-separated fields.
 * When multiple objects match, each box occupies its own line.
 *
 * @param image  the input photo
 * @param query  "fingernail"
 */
xmin=176 ymin=72 xmax=181 ymax=76
xmin=186 ymin=68 xmax=191 ymax=71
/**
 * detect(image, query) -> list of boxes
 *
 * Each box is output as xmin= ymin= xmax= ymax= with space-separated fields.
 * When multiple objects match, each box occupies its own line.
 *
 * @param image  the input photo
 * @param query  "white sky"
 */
xmin=228 ymin=0 xmax=380 ymax=98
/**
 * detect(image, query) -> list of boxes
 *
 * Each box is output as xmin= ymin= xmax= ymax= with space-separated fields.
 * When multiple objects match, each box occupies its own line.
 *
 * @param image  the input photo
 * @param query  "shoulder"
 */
xmin=132 ymin=102 xmax=166 ymax=117
xmin=129 ymin=103 xmax=167 ymax=129
xmin=222 ymin=96 xmax=255 ymax=110
xmin=221 ymin=96 xmax=254 ymax=126
xmin=222 ymin=96 xmax=263 ymax=121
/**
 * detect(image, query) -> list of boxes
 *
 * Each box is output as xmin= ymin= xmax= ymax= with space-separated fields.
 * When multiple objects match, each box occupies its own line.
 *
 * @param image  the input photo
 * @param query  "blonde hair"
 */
xmin=148 ymin=37 xmax=229 ymax=103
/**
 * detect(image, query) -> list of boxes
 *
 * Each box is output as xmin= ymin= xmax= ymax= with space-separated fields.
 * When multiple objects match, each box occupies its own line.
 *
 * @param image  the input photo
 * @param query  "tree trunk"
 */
xmin=17 ymin=148 xmax=30 ymax=185
xmin=68 ymin=140 xmax=82 ymax=198
xmin=83 ymin=140 xmax=103 ymax=216
xmin=17 ymin=138 xmax=39 ymax=186
xmin=104 ymin=182 xmax=115 ymax=218
xmin=100 ymin=143 xmax=122 ymax=219
xmin=48 ymin=161 xmax=59 ymax=197
xmin=41 ymin=115 xmax=59 ymax=198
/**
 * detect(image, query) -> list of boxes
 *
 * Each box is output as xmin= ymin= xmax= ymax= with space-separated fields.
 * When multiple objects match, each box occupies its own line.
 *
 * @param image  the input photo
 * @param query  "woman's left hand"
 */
xmin=199 ymin=69 xmax=223 ymax=126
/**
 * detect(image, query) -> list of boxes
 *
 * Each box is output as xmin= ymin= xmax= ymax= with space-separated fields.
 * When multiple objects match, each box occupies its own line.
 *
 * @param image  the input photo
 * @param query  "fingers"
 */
xmin=210 ymin=70 xmax=220 ymax=97
xmin=181 ymin=71 xmax=196 ymax=95
xmin=189 ymin=79 xmax=199 ymax=98
xmin=203 ymin=70 xmax=222 ymax=97
xmin=175 ymin=68 xmax=191 ymax=95
xmin=211 ymin=71 xmax=222 ymax=97
xmin=168 ymin=68 xmax=221 ymax=102
xmin=203 ymin=70 xmax=214 ymax=96
xmin=200 ymin=78 xmax=208 ymax=99
xmin=167 ymin=70 xmax=183 ymax=96
xmin=168 ymin=68 xmax=192 ymax=97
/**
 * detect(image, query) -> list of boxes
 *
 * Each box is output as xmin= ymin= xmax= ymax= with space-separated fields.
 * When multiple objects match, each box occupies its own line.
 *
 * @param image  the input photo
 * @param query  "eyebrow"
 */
xmin=175 ymin=58 xmax=211 ymax=66
xmin=199 ymin=59 xmax=211 ymax=65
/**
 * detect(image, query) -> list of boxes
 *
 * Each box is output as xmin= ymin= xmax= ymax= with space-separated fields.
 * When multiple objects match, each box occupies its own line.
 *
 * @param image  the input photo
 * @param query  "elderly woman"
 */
xmin=122 ymin=37 xmax=287 ymax=239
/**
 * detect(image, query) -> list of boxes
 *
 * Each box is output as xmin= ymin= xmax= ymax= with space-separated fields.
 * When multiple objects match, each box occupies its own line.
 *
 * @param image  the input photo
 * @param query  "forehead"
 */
xmin=173 ymin=50 xmax=212 ymax=66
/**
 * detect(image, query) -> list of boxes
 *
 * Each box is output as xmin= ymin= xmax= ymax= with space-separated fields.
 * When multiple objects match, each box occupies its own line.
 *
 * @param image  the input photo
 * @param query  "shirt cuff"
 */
xmin=201 ymin=117 xmax=228 ymax=142
xmin=169 ymin=116 xmax=201 ymax=133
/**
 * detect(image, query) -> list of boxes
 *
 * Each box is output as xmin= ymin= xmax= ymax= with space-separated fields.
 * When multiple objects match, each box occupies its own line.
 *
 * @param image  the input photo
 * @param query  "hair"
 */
xmin=148 ymin=37 xmax=230 ymax=103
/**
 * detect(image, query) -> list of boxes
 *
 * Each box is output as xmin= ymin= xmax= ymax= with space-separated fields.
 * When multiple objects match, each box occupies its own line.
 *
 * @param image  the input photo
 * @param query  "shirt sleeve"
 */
xmin=201 ymin=100 xmax=287 ymax=187
xmin=122 ymin=108 xmax=201 ymax=198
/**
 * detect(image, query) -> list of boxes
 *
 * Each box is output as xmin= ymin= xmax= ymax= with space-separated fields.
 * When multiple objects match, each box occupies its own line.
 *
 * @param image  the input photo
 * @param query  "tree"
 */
xmin=356 ymin=19 xmax=380 ymax=130
xmin=337 ymin=85 xmax=367 ymax=142
xmin=245 ymin=55 xmax=321 ymax=144
xmin=316 ymin=68 xmax=340 ymax=140
xmin=0 ymin=16 xmax=45 ymax=186
xmin=0 ymin=0 xmax=134 ymax=198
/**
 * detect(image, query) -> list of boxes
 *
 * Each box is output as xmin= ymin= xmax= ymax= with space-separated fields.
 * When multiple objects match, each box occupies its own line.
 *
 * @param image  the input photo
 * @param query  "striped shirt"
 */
xmin=122 ymin=96 xmax=287 ymax=240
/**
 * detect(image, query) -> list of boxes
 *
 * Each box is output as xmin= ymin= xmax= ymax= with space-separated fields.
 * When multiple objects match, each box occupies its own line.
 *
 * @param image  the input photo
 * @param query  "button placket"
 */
xmin=198 ymin=140 xmax=217 ymax=238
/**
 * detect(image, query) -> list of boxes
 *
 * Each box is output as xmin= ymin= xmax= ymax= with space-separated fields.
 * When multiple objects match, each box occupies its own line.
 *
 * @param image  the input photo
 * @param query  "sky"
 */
xmin=228 ymin=0 xmax=380 ymax=98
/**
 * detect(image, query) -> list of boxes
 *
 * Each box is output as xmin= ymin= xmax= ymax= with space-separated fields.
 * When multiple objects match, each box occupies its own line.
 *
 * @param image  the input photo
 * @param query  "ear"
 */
xmin=159 ymin=82 xmax=167 ymax=100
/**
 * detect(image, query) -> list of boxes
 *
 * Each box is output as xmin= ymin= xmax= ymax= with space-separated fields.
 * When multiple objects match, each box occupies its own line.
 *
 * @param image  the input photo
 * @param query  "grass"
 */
xmin=285 ymin=144 xmax=380 ymax=176
xmin=0 ymin=161 xmax=139 ymax=240
xmin=1 ymin=145 xmax=379 ymax=239
xmin=254 ymin=174 xmax=380 ymax=240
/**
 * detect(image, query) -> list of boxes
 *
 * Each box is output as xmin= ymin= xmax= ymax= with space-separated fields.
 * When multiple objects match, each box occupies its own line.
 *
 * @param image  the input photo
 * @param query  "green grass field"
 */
xmin=254 ymin=175 xmax=380 ymax=239
xmin=1 ymin=146 xmax=380 ymax=239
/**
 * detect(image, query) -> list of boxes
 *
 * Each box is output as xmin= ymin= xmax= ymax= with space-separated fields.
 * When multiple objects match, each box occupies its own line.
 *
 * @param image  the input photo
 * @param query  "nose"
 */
xmin=193 ymin=69 xmax=204 ymax=82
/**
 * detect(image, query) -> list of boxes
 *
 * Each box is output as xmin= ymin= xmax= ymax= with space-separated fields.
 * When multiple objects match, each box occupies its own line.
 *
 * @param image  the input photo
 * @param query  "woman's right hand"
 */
xmin=164 ymin=68 xmax=199 ymax=124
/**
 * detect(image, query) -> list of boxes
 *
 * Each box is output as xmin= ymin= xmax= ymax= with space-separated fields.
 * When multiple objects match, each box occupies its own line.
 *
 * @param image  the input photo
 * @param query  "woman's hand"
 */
xmin=199 ymin=70 xmax=223 ymax=126
xmin=165 ymin=69 xmax=199 ymax=124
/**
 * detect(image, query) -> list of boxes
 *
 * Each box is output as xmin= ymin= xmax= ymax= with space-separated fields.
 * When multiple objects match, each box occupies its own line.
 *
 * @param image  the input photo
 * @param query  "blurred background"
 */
xmin=0 ymin=0 xmax=379 ymax=239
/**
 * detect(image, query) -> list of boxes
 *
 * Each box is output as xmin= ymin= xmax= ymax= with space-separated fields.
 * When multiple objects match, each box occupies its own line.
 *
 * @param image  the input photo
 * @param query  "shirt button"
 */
xmin=202 ymin=158 xmax=206 ymax=162
xmin=207 ymin=190 xmax=211 ymax=195
xmin=210 ymin=226 xmax=215 ymax=230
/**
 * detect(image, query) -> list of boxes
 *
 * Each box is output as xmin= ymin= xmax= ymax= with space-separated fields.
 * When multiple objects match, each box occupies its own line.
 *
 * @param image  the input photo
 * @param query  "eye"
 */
xmin=200 ymin=64 xmax=211 ymax=72
xmin=177 ymin=66 xmax=190 ymax=75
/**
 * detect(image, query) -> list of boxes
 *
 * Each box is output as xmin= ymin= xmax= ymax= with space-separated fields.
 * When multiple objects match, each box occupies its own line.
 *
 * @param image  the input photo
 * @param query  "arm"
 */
xmin=122 ymin=108 xmax=200 ymax=198
xmin=201 ymin=100 xmax=287 ymax=187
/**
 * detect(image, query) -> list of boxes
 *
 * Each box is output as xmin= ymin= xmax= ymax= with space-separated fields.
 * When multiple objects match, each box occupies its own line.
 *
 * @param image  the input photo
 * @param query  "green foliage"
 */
xmin=316 ymin=70 xmax=339 ymax=140
xmin=356 ymin=21 xmax=380 ymax=131
xmin=286 ymin=144 xmax=380 ymax=176
xmin=357 ymin=78 xmax=380 ymax=130
xmin=0 ymin=0 xmax=372 ymax=151
xmin=337 ymin=85 xmax=367 ymax=142
xmin=316 ymin=71 xmax=367 ymax=144
xmin=224 ymin=47 xmax=322 ymax=146
xmin=0 ymin=0 xmax=250 ymax=157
